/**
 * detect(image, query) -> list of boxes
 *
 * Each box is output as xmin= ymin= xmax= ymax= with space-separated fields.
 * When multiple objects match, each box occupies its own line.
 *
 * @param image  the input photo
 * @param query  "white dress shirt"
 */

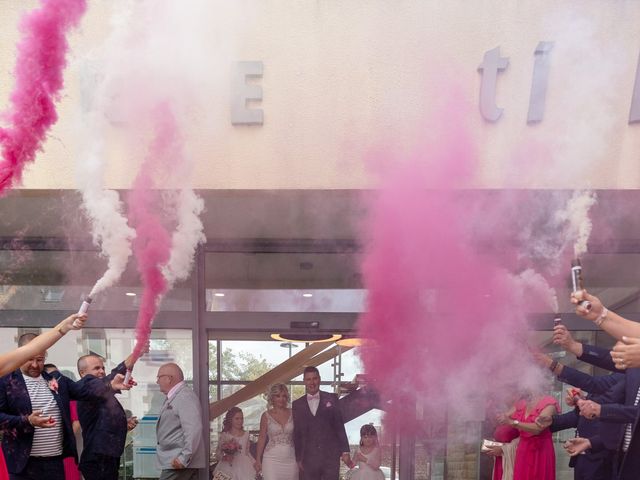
xmin=307 ymin=392 xmax=320 ymax=416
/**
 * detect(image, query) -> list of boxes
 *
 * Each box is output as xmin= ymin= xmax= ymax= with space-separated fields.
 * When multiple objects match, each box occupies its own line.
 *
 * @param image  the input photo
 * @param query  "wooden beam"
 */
xmin=209 ymin=342 xmax=327 ymax=418
xmin=209 ymin=344 xmax=353 ymax=419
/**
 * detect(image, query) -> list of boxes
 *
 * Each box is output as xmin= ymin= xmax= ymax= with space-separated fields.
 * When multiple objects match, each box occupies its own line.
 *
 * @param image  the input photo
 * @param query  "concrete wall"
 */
xmin=1 ymin=0 xmax=640 ymax=189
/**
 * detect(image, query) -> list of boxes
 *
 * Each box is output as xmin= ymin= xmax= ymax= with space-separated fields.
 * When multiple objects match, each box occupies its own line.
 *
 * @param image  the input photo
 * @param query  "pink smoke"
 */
xmin=0 ymin=0 xmax=87 ymax=194
xmin=127 ymin=103 xmax=181 ymax=360
xmin=357 ymin=92 xmax=555 ymax=436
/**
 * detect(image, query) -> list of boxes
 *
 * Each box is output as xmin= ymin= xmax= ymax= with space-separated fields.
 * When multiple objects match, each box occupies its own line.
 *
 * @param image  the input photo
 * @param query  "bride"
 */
xmin=254 ymin=383 xmax=299 ymax=480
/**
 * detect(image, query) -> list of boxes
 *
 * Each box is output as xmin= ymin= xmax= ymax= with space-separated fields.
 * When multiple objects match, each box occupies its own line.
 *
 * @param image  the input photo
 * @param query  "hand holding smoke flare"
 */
xmin=124 ymin=340 xmax=149 ymax=386
xmin=74 ymin=296 xmax=93 ymax=327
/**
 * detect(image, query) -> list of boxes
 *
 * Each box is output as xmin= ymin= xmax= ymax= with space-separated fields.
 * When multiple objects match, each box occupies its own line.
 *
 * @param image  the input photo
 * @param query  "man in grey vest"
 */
xmin=292 ymin=366 xmax=351 ymax=480
xmin=155 ymin=363 xmax=205 ymax=480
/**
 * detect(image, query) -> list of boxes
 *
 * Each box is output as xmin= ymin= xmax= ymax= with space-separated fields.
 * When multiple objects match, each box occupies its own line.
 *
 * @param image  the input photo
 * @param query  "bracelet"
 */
xmin=549 ymin=360 xmax=559 ymax=374
xmin=594 ymin=307 xmax=609 ymax=327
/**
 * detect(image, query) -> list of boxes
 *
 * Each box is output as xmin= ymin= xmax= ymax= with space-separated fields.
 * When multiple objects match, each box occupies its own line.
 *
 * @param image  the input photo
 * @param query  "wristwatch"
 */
xmin=511 ymin=420 xmax=520 ymax=427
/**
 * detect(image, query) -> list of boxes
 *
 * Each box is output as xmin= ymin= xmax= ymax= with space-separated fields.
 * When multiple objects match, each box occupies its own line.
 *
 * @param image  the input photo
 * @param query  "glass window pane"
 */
xmin=220 ymin=341 xmax=285 ymax=381
xmin=208 ymin=340 xmax=218 ymax=381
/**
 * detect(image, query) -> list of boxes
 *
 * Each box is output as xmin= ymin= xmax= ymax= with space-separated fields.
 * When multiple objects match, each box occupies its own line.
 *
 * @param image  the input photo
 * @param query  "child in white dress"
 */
xmin=350 ymin=424 xmax=385 ymax=480
xmin=213 ymin=407 xmax=256 ymax=480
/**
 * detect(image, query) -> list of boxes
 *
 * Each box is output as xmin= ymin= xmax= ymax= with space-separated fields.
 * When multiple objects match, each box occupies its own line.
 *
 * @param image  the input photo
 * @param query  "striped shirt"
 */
xmin=22 ymin=374 xmax=63 ymax=457
xmin=622 ymin=386 xmax=640 ymax=452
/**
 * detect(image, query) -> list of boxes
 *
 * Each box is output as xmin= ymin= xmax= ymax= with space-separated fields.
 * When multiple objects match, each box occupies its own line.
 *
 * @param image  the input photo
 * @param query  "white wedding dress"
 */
xmin=261 ymin=412 xmax=299 ymax=480
xmin=350 ymin=446 xmax=385 ymax=480
xmin=213 ymin=431 xmax=256 ymax=480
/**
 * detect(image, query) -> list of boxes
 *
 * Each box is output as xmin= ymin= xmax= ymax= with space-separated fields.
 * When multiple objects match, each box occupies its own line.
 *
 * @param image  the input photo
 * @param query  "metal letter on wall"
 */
xmin=231 ymin=61 xmax=264 ymax=125
xmin=527 ymin=41 xmax=554 ymax=124
xmin=477 ymin=47 xmax=509 ymax=122
xmin=629 ymin=51 xmax=640 ymax=123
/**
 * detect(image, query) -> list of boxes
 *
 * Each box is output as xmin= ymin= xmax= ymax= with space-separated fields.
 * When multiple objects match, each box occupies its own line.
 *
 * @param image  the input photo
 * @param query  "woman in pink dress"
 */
xmin=490 ymin=424 xmax=519 ymax=480
xmin=498 ymin=394 xmax=559 ymax=480
xmin=63 ymin=401 xmax=82 ymax=480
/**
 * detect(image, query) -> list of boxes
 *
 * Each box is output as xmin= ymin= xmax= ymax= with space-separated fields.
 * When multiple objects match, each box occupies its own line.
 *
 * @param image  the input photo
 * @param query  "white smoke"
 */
xmin=75 ymin=3 xmax=137 ymax=299
xmin=555 ymin=190 xmax=597 ymax=258
xmin=162 ymin=189 xmax=206 ymax=287
xmin=76 ymin=0 xmax=211 ymax=298
xmin=513 ymin=268 xmax=559 ymax=313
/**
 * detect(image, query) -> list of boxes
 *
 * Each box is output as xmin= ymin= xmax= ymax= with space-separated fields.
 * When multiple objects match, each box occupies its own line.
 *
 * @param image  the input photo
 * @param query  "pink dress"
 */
xmin=492 ymin=424 xmax=518 ymax=480
xmin=0 ymin=448 xmax=9 ymax=480
xmin=511 ymin=396 xmax=559 ymax=480
xmin=63 ymin=401 xmax=81 ymax=480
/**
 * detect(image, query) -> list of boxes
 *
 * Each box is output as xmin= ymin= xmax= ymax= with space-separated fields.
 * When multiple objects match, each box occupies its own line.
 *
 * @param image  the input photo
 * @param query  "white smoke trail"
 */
xmin=76 ymin=3 xmax=136 ymax=298
xmin=77 ymin=0 xmax=211 ymax=300
xmin=514 ymin=268 xmax=559 ymax=313
xmin=555 ymin=190 xmax=597 ymax=258
xmin=162 ymin=189 xmax=205 ymax=288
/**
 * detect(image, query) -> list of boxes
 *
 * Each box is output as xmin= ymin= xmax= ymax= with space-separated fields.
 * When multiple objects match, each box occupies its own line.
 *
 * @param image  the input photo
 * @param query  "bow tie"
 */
xmin=307 ymin=393 xmax=320 ymax=400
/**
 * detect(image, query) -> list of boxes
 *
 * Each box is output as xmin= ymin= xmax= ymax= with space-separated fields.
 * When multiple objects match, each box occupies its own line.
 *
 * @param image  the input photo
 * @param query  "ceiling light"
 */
xmin=125 ymin=292 xmax=137 ymax=297
xmin=214 ymin=292 xmax=225 ymax=297
xmin=271 ymin=333 xmax=342 ymax=343
xmin=336 ymin=336 xmax=363 ymax=347
xmin=302 ymin=293 xmax=313 ymax=298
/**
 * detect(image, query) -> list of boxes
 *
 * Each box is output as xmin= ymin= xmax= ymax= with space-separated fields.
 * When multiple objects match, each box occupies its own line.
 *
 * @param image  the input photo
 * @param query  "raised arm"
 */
xmin=0 ymin=314 xmax=86 ymax=377
xmin=572 ymin=290 xmax=640 ymax=340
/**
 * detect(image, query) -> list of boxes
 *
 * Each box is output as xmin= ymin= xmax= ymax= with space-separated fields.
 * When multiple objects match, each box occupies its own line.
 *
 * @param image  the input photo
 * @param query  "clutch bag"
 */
xmin=481 ymin=439 xmax=504 ymax=452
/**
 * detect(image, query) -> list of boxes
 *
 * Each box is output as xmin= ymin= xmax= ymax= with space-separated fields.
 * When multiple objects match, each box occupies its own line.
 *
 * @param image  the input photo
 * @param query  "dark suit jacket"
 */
xmin=553 ymin=364 xmax=623 ymax=479
xmin=77 ymin=361 xmax=128 ymax=460
xmin=292 ymin=391 xmax=349 ymax=467
xmin=0 ymin=369 xmax=112 ymax=474
xmin=578 ymin=343 xmax=640 ymax=480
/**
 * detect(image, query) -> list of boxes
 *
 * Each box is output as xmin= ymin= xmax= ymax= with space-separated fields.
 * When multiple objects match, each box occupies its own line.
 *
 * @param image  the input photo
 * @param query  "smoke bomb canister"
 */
xmin=74 ymin=296 xmax=93 ymax=327
xmin=570 ymin=259 xmax=592 ymax=311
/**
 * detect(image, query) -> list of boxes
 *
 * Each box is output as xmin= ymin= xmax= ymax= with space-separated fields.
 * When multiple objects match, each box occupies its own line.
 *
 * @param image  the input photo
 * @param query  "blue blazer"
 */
xmin=553 ymin=364 xmax=623 ymax=479
xmin=578 ymin=343 xmax=640 ymax=480
xmin=77 ymin=361 xmax=128 ymax=460
xmin=0 ymin=369 xmax=112 ymax=474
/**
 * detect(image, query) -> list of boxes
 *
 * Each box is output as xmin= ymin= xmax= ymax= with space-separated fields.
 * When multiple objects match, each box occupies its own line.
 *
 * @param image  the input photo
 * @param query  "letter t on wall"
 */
xmin=477 ymin=47 xmax=509 ymax=122
xmin=231 ymin=61 xmax=264 ymax=125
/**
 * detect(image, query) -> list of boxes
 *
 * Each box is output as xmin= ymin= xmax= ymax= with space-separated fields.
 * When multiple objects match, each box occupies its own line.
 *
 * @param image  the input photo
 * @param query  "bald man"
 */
xmin=75 ymin=353 xmax=140 ymax=480
xmin=155 ymin=363 xmax=205 ymax=480
xmin=0 ymin=334 xmax=130 ymax=480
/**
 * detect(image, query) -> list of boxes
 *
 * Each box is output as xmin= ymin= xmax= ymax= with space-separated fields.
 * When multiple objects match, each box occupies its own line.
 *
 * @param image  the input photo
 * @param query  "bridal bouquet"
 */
xmin=221 ymin=438 xmax=242 ymax=458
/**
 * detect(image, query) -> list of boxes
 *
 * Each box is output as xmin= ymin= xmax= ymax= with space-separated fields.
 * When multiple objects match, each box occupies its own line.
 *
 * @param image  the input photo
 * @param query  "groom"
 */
xmin=292 ymin=366 xmax=351 ymax=480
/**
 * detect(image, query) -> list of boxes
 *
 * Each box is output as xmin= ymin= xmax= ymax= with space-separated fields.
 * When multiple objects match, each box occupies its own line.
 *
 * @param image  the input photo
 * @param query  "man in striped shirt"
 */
xmin=0 ymin=334 xmax=131 ymax=480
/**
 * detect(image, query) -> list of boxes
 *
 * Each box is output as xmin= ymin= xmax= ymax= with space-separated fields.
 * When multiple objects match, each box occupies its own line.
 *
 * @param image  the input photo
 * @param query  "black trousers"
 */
xmin=79 ymin=452 xmax=121 ymax=480
xmin=10 ymin=456 xmax=64 ymax=480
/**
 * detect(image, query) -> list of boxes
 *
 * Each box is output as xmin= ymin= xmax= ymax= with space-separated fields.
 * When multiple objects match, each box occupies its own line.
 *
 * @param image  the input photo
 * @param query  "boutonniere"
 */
xmin=325 ymin=401 xmax=332 ymax=408
xmin=48 ymin=378 xmax=59 ymax=394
